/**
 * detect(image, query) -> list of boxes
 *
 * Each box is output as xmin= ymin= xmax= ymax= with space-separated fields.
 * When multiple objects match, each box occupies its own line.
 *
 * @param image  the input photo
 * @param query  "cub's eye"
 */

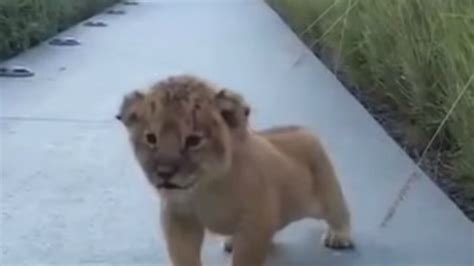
xmin=145 ymin=132 xmax=157 ymax=145
xmin=184 ymin=134 xmax=203 ymax=150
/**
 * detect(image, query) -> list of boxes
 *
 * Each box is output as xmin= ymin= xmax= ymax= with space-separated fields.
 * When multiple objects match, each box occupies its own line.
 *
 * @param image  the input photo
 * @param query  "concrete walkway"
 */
xmin=1 ymin=0 xmax=472 ymax=265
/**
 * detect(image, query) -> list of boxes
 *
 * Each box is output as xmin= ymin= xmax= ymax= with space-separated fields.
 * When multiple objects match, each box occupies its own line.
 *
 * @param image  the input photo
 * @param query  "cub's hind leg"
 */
xmin=309 ymin=139 xmax=353 ymax=249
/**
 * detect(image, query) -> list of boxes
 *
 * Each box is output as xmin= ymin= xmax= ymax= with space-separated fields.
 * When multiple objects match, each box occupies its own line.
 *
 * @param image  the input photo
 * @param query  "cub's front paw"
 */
xmin=322 ymin=229 xmax=354 ymax=250
xmin=222 ymin=237 xmax=233 ymax=253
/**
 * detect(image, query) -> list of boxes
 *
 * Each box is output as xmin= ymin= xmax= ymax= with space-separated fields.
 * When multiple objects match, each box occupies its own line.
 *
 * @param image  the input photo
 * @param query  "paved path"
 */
xmin=1 ymin=0 xmax=472 ymax=265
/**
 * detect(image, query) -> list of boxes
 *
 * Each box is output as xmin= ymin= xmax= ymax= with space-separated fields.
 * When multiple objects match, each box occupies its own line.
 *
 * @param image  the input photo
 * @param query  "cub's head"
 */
xmin=117 ymin=75 xmax=250 ymax=194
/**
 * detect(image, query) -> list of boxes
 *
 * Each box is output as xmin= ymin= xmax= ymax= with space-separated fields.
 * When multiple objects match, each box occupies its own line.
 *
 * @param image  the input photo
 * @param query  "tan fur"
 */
xmin=117 ymin=75 xmax=353 ymax=266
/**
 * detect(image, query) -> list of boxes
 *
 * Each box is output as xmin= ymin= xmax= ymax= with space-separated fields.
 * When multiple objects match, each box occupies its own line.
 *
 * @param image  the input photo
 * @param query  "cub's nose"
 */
xmin=156 ymin=165 xmax=178 ymax=180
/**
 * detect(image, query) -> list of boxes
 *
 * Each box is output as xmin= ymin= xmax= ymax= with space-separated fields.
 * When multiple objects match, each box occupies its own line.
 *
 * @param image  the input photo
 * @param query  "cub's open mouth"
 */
xmin=156 ymin=179 xmax=197 ymax=190
xmin=157 ymin=183 xmax=183 ymax=190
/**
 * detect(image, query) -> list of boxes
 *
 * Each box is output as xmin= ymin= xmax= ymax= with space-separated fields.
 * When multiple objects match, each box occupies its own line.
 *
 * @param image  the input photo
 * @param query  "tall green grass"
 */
xmin=267 ymin=0 xmax=474 ymax=194
xmin=0 ymin=0 xmax=119 ymax=60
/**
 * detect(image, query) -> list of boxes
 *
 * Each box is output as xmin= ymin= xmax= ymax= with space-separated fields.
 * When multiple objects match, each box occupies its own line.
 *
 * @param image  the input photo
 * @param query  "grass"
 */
xmin=0 ymin=0 xmax=119 ymax=61
xmin=266 ymin=0 xmax=474 ymax=212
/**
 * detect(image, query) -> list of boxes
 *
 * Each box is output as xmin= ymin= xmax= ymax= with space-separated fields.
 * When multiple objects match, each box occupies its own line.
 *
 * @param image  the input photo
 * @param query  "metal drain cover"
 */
xmin=0 ymin=66 xmax=35 ymax=78
xmin=106 ymin=9 xmax=126 ymax=15
xmin=122 ymin=1 xmax=139 ymax=5
xmin=49 ymin=37 xmax=81 ymax=46
xmin=84 ymin=21 xmax=108 ymax=27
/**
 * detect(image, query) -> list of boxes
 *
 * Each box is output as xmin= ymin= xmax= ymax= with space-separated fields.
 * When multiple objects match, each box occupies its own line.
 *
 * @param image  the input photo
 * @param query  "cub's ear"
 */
xmin=214 ymin=89 xmax=250 ymax=129
xmin=116 ymin=90 xmax=144 ymax=126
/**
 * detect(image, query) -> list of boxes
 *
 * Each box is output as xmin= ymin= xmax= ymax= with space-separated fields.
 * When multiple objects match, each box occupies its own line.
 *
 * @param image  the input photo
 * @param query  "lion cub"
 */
xmin=117 ymin=75 xmax=353 ymax=266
